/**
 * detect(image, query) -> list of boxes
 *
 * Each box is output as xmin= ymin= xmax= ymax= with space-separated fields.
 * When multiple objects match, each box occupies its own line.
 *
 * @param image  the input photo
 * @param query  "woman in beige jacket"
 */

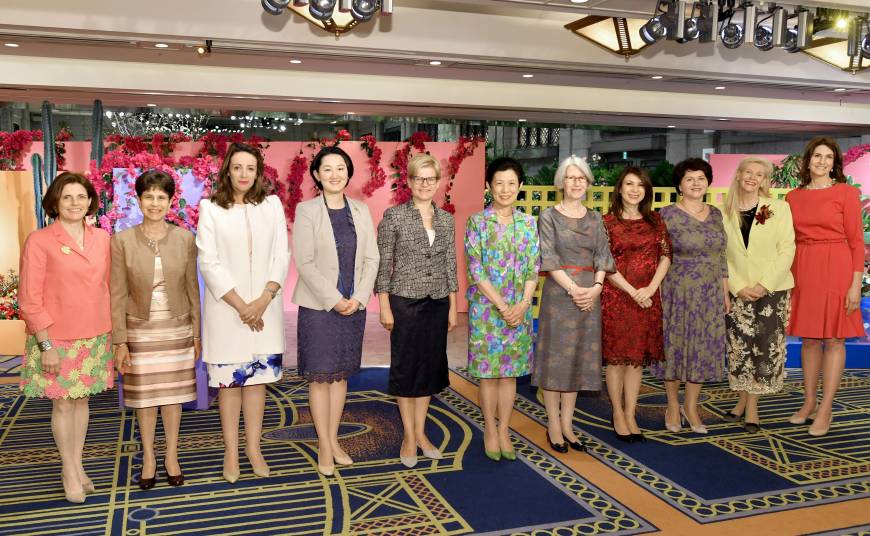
xmin=111 ymin=170 xmax=201 ymax=490
xmin=292 ymin=146 xmax=379 ymax=476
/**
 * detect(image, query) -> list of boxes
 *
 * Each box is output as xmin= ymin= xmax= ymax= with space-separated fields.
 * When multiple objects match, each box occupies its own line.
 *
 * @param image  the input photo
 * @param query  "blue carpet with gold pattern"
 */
xmin=0 ymin=368 xmax=653 ymax=535
xmin=453 ymin=367 xmax=870 ymax=524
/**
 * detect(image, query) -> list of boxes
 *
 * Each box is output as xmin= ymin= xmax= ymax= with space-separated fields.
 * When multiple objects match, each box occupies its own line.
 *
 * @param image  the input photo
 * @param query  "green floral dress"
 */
xmin=20 ymin=334 xmax=114 ymax=399
xmin=465 ymin=207 xmax=540 ymax=378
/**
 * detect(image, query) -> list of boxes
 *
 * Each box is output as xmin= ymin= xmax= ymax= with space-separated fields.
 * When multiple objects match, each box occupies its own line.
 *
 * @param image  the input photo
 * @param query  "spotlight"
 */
xmin=350 ymin=0 xmax=377 ymax=22
xmin=720 ymin=22 xmax=744 ymax=49
xmin=678 ymin=15 xmax=700 ymax=43
xmin=640 ymin=14 xmax=668 ymax=43
xmin=754 ymin=24 xmax=774 ymax=51
xmin=195 ymin=39 xmax=212 ymax=57
xmin=262 ymin=0 xmax=290 ymax=15
xmin=783 ymin=27 xmax=800 ymax=53
xmin=309 ymin=0 xmax=336 ymax=20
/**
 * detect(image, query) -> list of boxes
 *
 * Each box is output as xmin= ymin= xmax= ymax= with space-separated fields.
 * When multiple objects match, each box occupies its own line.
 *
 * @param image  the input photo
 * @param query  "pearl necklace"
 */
xmin=738 ymin=199 xmax=759 ymax=211
xmin=807 ymin=180 xmax=834 ymax=190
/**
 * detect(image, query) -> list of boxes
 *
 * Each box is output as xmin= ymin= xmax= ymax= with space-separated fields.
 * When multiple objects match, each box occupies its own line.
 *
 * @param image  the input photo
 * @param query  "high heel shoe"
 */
xmin=138 ymin=460 xmax=157 ymax=491
xmin=500 ymin=449 xmax=517 ymax=461
xmin=485 ymin=449 xmax=502 ymax=461
xmin=788 ymin=409 xmax=817 ymax=425
xmin=246 ymin=451 xmax=270 ymax=478
xmin=547 ymin=433 xmax=568 ymax=453
xmin=81 ymin=476 xmax=96 ymax=494
xmin=630 ymin=432 xmax=646 ymax=443
xmin=399 ymin=442 xmax=418 ymax=468
xmin=62 ymin=474 xmax=86 ymax=504
xmin=664 ymin=407 xmax=682 ymax=432
xmin=334 ymin=452 xmax=354 ymax=466
xmin=721 ymin=411 xmax=743 ymax=423
xmin=417 ymin=442 xmax=444 ymax=460
xmin=680 ymin=407 xmax=708 ymax=435
xmin=808 ymin=414 xmax=831 ymax=437
xmin=611 ymin=419 xmax=634 ymax=443
xmin=317 ymin=464 xmax=335 ymax=476
xmin=163 ymin=462 xmax=184 ymax=487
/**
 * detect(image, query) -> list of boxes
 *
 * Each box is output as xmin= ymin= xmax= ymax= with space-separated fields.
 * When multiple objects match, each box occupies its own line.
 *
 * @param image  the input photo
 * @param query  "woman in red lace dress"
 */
xmin=602 ymin=167 xmax=672 ymax=442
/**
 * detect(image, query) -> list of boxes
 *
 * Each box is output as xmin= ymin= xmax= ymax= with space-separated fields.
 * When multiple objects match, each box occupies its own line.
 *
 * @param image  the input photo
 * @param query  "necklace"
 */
xmin=807 ymin=180 xmax=834 ymax=190
xmin=679 ymin=199 xmax=705 ymax=215
xmin=142 ymin=223 xmax=168 ymax=253
xmin=738 ymin=199 xmax=759 ymax=211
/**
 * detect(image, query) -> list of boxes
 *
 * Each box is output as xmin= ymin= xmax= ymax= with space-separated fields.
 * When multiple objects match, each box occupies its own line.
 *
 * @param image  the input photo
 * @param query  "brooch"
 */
xmin=60 ymin=246 xmax=72 ymax=255
xmin=754 ymin=205 xmax=774 ymax=225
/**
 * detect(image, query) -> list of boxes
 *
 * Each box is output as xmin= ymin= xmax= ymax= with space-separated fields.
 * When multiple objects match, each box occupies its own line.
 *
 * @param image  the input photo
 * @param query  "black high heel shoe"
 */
xmin=547 ymin=433 xmax=568 ymax=453
xmin=611 ymin=419 xmax=635 ymax=443
xmin=566 ymin=437 xmax=587 ymax=452
xmin=630 ymin=432 xmax=646 ymax=443
xmin=138 ymin=471 xmax=157 ymax=491
xmin=164 ymin=462 xmax=184 ymax=487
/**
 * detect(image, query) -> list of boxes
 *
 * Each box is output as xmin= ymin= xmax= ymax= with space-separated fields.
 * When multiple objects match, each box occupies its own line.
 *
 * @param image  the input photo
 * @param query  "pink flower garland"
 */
xmin=0 ymin=130 xmax=43 ymax=171
xmin=284 ymin=152 xmax=309 ymax=223
xmin=441 ymin=135 xmax=484 ymax=214
xmin=390 ymin=132 xmax=431 ymax=205
xmin=844 ymin=144 xmax=870 ymax=168
xmin=360 ymin=135 xmax=386 ymax=197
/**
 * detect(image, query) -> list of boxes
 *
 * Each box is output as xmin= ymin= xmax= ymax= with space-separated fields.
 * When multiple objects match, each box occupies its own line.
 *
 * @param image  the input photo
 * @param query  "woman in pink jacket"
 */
xmin=18 ymin=172 xmax=114 ymax=504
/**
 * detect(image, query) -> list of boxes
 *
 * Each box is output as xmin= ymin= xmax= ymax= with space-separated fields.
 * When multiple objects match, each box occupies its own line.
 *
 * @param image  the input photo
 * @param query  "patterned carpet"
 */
xmin=0 ymin=368 xmax=653 ymax=535
xmin=452 ymin=367 xmax=870 ymax=524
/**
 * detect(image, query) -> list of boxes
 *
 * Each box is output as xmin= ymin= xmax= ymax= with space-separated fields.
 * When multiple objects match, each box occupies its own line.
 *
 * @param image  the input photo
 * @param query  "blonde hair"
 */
xmin=723 ymin=156 xmax=773 ymax=223
xmin=554 ymin=155 xmax=593 ymax=191
xmin=407 ymin=153 xmax=441 ymax=180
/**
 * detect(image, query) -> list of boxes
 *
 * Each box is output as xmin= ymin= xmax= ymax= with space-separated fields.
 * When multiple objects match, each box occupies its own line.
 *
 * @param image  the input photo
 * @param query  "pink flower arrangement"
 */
xmin=844 ymin=144 xmax=870 ymax=168
xmin=284 ymin=152 xmax=309 ymax=223
xmin=441 ymin=135 xmax=484 ymax=214
xmin=360 ymin=135 xmax=387 ymax=197
xmin=0 ymin=130 xmax=42 ymax=171
xmin=390 ymin=132 xmax=432 ymax=205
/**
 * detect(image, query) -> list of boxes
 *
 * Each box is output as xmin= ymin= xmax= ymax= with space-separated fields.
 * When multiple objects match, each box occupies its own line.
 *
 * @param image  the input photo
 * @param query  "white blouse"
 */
xmin=196 ymin=195 xmax=290 ymax=364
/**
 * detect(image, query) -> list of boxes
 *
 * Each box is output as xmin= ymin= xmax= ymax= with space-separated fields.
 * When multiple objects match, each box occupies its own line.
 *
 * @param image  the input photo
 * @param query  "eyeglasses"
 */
xmin=564 ymin=176 xmax=588 ymax=184
xmin=411 ymin=176 xmax=439 ymax=185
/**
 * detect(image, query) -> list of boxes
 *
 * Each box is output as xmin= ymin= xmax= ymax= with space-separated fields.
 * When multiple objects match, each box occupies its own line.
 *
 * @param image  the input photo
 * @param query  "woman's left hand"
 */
xmin=193 ymin=338 xmax=202 ymax=360
xmin=447 ymin=304 xmax=458 ymax=332
xmin=240 ymin=295 xmax=271 ymax=326
xmin=846 ymin=283 xmax=861 ymax=313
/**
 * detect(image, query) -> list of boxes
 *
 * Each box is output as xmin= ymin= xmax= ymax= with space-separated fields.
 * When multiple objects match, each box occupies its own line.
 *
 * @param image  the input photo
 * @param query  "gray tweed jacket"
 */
xmin=375 ymin=201 xmax=458 ymax=299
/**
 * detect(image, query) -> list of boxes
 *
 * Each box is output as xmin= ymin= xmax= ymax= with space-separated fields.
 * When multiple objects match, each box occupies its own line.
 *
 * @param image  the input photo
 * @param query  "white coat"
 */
xmin=196 ymin=195 xmax=290 ymax=364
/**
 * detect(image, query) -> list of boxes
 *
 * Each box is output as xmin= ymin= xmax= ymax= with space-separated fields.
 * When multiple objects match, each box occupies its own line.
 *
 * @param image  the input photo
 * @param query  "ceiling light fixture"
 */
xmin=196 ymin=39 xmax=212 ymax=57
xmin=3 ymin=43 xmax=19 ymax=48
xmin=428 ymin=60 xmax=442 ymax=66
xmin=289 ymin=59 xmax=303 ymax=64
xmin=639 ymin=0 xmax=678 ymax=44
xmin=834 ymin=88 xmax=847 ymax=91
xmin=651 ymin=75 xmax=664 ymax=79
xmin=263 ymin=0 xmax=392 ymax=36
xmin=522 ymin=74 xmax=534 ymax=78
xmin=155 ymin=43 xmax=169 ymax=48
xmin=566 ymin=15 xmax=652 ymax=58
xmin=147 ymin=104 xmax=157 ymax=107
xmin=715 ymin=86 xmax=726 ymax=90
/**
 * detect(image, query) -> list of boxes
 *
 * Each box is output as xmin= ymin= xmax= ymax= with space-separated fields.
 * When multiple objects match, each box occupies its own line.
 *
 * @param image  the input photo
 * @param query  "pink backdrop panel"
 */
xmin=22 ymin=141 xmax=485 ymax=312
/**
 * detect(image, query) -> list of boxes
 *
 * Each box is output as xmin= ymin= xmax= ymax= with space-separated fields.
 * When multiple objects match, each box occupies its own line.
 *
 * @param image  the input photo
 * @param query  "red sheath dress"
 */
xmin=785 ymin=183 xmax=865 ymax=339
xmin=601 ymin=212 xmax=673 ymax=366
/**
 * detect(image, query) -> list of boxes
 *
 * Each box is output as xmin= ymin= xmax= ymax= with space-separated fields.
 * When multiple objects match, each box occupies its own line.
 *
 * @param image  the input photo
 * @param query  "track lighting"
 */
xmin=783 ymin=27 xmax=800 ymax=53
xmin=754 ymin=24 xmax=774 ymax=51
xmin=678 ymin=15 xmax=700 ymax=43
xmin=640 ymin=14 xmax=669 ymax=44
xmin=720 ymin=22 xmax=743 ymax=48
xmin=350 ymin=0 xmax=377 ymax=22
xmin=195 ymin=39 xmax=212 ymax=57
xmin=640 ymin=0 xmax=678 ymax=44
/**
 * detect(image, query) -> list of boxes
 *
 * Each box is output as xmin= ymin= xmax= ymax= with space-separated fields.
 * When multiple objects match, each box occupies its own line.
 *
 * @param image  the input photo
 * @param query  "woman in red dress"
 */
xmin=602 ymin=167 xmax=672 ymax=442
xmin=786 ymin=137 xmax=864 ymax=437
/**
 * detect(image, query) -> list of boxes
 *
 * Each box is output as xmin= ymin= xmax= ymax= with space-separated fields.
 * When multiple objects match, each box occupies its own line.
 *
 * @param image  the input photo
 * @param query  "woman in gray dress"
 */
xmin=292 ymin=146 xmax=379 ymax=476
xmin=533 ymin=155 xmax=615 ymax=453
xmin=652 ymin=158 xmax=730 ymax=435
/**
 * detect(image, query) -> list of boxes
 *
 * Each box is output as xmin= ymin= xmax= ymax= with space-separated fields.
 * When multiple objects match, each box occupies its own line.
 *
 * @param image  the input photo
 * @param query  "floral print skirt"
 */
xmin=20 ymin=333 xmax=114 ymax=399
xmin=206 ymin=354 xmax=283 ymax=388
xmin=726 ymin=290 xmax=790 ymax=395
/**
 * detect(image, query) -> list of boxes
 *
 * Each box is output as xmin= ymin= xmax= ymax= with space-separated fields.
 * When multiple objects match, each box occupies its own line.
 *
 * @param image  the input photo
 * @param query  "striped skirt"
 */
xmin=123 ymin=308 xmax=197 ymax=409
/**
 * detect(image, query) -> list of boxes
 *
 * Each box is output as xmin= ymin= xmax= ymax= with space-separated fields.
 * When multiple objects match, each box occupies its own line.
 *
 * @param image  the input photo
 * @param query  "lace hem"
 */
xmin=302 ymin=368 xmax=359 ymax=384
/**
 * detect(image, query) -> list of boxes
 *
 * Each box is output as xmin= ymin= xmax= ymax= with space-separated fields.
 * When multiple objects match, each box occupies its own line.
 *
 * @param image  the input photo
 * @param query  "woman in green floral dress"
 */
xmin=465 ymin=157 xmax=540 ymax=462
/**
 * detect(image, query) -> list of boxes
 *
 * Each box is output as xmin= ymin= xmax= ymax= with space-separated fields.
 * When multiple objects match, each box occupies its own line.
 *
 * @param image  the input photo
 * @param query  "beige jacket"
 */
xmin=292 ymin=196 xmax=380 ymax=310
xmin=110 ymin=224 xmax=201 ymax=344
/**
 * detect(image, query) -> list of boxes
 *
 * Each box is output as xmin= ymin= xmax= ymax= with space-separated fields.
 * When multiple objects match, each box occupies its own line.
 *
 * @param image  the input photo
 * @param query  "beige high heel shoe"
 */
xmin=664 ymin=407 xmax=682 ymax=433
xmin=680 ymin=407 xmax=708 ymax=435
xmin=62 ymin=474 xmax=86 ymax=504
xmin=788 ymin=407 xmax=818 ymax=425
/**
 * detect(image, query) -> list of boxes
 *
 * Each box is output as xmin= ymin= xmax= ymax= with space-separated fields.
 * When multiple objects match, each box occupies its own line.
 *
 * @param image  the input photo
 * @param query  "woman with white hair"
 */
xmin=721 ymin=157 xmax=795 ymax=433
xmin=532 ymin=155 xmax=615 ymax=453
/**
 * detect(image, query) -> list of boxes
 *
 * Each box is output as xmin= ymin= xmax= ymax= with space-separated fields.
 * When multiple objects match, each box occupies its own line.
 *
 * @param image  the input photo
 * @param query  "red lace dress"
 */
xmin=601 ymin=213 xmax=673 ymax=366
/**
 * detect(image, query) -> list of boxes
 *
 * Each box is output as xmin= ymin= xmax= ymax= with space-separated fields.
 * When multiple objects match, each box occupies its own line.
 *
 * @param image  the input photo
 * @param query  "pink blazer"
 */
xmin=18 ymin=221 xmax=112 ymax=340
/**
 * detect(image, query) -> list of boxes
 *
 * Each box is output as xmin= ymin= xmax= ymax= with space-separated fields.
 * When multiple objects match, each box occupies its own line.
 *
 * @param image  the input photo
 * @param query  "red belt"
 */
xmin=540 ymin=264 xmax=594 ymax=277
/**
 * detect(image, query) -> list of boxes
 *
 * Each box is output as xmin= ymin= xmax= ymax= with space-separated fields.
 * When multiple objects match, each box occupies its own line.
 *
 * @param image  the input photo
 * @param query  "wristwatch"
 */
xmin=37 ymin=340 xmax=53 ymax=352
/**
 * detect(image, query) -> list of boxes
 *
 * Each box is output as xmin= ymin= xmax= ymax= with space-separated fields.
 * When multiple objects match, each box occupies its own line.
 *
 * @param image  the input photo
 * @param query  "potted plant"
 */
xmin=0 ymin=269 xmax=25 ymax=355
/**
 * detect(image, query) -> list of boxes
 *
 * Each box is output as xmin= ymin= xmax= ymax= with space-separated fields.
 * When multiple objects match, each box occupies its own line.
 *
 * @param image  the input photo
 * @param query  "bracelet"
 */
xmin=566 ymin=283 xmax=576 ymax=296
xmin=593 ymin=282 xmax=603 ymax=287
xmin=521 ymin=298 xmax=532 ymax=306
xmin=37 ymin=339 xmax=53 ymax=352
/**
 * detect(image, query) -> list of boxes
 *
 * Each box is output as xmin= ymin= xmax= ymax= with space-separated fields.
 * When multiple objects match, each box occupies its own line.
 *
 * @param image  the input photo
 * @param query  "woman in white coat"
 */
xmin=292 ymin=146 xmax=379 ymax=476
xmin=196 ymin=143 xmax=290 ymax=483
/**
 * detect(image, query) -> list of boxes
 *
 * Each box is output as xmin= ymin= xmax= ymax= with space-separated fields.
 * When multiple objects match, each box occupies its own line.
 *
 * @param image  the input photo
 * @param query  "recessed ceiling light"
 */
xmin=289 ymin=59 xmax=302 ymax=64
xmin=428 ymin=60 xmax=442 ymax=66
xmin=716 ymin=118 xmax=729 ymax=121
xmin=522 ymin=74 xmax=534 ymax=78
xmin=667 ymin=125 xmax=676 ymax=128
xmin=330 ymin=120 xmax=338 ymax=124
xmin=4 ymin=43 xmax=19 ymax=48
xmin=518 ymin=119 xmax=527 ymax=122
xmin=714 ymin=86 xmax=726 ymax=90
xmin=147 ymin=103 xmax=157 ymax=107
xmin=834 ymin=88 xmax=847 ymax=92
xmin=651 ymin=75 xmax=663 ymax=80
xmin=570 ymin=0 xmax=589 ymax=3
xmin=347 ymin=112 xmax=356 ymax=115
xmin=155 ymin=43 xmax=169 ymax=48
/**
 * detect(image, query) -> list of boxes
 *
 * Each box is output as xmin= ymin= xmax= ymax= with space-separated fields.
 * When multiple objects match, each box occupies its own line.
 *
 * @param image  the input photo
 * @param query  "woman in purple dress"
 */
xmin=292 ymin=146 xmax=380 ymax=476
xmin=652 ymin=158 xmax=729 ymax=435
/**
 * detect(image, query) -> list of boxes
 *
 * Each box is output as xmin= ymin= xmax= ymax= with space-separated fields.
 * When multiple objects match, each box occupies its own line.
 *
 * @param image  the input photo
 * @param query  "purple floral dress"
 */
xmin=465 ymin=207 xmax=540 ymax=378
xmin=651 ymin=204 xmax=727 ymax=383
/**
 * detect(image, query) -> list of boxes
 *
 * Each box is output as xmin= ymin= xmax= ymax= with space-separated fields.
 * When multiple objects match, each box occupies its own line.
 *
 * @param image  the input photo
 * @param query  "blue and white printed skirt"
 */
xmin=207 ymin=354 xmax=283 ymax=388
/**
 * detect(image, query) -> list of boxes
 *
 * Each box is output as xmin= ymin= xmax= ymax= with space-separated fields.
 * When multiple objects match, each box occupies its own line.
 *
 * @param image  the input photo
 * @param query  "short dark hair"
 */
xmin=42 ymin=172 xmax=99 ymax=219
xmin=309 ymin=146 xmax=354 ymax=191
xmin=485 ymin=157 xmax=525 ymax=186
xmin=210 ymin=143 xmax=267 ymax=209
xmin=672 ymin=158 xmax=713 ymax=193
xmin=135 ymin=169 xmax=176 ymax=199
xmin=799 ymin=136 xmax=845 ymax=187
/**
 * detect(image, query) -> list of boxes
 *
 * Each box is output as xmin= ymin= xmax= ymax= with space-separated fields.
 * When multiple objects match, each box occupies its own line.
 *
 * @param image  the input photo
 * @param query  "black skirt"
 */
xmin=388 ymin=295 xmax=450 ymax=397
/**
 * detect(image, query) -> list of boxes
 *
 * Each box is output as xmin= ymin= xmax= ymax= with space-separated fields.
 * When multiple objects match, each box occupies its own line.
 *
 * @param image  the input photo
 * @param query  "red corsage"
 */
xmin=754 ymin=205 xmax=774 ymax=225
